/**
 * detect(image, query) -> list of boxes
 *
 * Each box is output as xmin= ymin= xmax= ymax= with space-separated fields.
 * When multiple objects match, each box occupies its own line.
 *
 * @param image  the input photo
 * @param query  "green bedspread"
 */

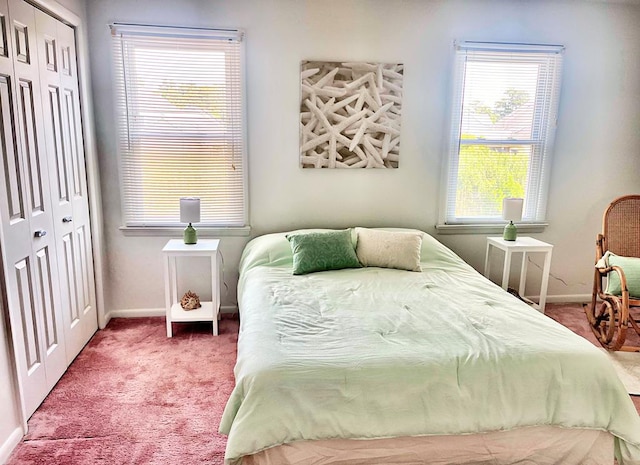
xmin=220 ymin=230 xmax=640 ymax=465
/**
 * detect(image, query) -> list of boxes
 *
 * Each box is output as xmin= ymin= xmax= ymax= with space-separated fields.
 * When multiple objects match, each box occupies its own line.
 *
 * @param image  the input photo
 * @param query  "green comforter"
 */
xmin=220 ymin=230 xmax=640 ymax=465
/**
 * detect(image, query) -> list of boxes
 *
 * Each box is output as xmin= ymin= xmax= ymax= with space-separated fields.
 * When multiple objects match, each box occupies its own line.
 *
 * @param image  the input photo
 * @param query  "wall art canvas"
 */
xmin=300 ymin=61 xmax=403 ymax=169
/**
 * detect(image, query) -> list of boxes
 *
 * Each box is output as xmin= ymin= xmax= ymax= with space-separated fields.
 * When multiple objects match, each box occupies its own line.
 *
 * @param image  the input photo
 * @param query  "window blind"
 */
xmin=444 ymin=42 xmax=563 ymax=224
xmin=111 ymin=23 xmax=247 ymax=228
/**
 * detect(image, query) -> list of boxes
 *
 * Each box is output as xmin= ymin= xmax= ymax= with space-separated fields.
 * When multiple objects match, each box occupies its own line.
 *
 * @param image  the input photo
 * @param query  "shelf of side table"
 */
xmin=162 ymin=239 xmax=221 ymax=337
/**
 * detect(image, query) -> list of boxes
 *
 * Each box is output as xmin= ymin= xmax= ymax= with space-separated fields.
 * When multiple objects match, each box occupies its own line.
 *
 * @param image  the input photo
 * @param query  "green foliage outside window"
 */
xmin=455 ymin=136 xmax=528 ymax=218
xmin=456 ymin=88 xmax=530 ymax=218
xmin=472 ymin=89 xmax=529 ymax=124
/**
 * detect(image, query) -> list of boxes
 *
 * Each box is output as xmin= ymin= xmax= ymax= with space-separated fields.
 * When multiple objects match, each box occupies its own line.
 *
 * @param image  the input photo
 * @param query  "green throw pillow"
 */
xmin=606 ymin=254 xmax=640 ymax=298
xmin=286 ymin=230 xmax=361 ymax=275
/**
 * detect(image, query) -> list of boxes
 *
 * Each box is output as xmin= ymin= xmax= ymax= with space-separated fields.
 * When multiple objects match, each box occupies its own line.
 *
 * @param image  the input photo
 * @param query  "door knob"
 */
xmin=34 ymin=230 xmax=47 ymax=238
xmin=62 ymin=216 xmax=72 ymax=223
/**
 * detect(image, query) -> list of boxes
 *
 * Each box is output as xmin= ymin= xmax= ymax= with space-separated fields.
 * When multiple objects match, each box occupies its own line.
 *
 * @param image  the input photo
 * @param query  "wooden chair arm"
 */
xmin=599 ymin=265 xmax=630 ymax=312
xmin=605 ymin=265 xmax=627 ymax=289
xmin=596 ymin=233 xmax=606 ymax=261
xmin=597 ymin=265 xmax=628 ymax=290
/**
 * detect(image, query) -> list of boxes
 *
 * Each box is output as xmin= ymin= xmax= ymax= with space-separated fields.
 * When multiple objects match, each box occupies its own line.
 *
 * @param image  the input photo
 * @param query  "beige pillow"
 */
xmin=355 ymin=228 xmax=423 ymax=272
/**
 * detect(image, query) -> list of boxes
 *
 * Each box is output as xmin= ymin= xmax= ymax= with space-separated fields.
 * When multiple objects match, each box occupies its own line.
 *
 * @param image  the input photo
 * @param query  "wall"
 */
xmin=85 ymin=0 xmax=640 ymax=315
xmin=52 ymin=0 xmax=84 ymax=18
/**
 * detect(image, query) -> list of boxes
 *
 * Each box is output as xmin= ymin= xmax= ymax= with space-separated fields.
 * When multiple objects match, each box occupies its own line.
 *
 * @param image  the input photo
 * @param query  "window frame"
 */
xmin=110 ymin=23 xmax=249 ymax=235
xmin=438 ymin=41 xmax=564 ymax=232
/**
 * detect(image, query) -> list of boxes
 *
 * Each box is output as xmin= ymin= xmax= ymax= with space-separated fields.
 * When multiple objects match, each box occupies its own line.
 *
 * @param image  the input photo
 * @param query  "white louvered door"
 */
xmin=0 ymin=0 xmax=97 ymax=420
xmin=35 ymin=8 xmax=97 ymax=362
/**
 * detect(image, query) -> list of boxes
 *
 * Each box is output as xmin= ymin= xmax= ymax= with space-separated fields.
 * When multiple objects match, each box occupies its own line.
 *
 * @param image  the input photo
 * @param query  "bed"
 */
xmin=219 ymin=228 xmax=640 ymax=465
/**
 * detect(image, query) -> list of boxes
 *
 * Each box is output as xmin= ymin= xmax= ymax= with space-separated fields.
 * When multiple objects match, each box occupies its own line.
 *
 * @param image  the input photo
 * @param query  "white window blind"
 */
xmin=111 ymin=23 xmax=247 ymax=228
xmin=443 ymin=42 xmax=563 ymax=225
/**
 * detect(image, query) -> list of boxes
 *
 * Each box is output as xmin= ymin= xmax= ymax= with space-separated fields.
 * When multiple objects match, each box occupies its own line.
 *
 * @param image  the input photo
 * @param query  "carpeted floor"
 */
xmin=6 ymin=304 xmax=640 ymax=464
xmin=545 ymin=303 xmax=640 ymax=412
xmin=7 ymin=318 xmax=239 ymax=465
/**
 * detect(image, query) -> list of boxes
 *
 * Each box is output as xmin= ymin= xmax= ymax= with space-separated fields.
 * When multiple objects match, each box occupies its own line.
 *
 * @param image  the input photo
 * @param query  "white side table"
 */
xmin=484 ymin=236 xmax=553 ymax=313
xmin=162 ymin=239 xmax=221 ymax=337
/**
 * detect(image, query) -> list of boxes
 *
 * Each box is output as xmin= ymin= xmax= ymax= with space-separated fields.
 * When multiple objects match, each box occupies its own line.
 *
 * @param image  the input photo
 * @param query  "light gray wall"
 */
xmin=85 ymin=0 xmax=640 ymax=313
xmin=52 ymin=0 xmax=84 ymax=18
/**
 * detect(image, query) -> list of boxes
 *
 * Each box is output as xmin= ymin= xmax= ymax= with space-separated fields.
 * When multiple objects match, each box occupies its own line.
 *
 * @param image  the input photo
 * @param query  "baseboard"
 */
xmin=520 ymin=294 xmax=590 ymax=304
xmin=106 ymin=305 xmax=238 ymax=320
xmin=534 ymin=294 xmax=591 ymax=304
xmin=0 ymin=427 xmax=23 ymax=464
xmin=107 ymin=308 xmax=165 ymax=318
xmin=220 ymin=305 xmax=239 ymax=316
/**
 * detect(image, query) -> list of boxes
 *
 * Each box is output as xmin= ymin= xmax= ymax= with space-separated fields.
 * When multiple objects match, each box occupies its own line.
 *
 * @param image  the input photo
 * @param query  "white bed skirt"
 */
xmin=243 ymin=426 xmax=613 ymax=465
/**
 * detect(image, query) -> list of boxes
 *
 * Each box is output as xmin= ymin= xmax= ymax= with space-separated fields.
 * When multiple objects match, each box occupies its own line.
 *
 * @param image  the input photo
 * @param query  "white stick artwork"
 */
xmin=300 ymin=61 xmax=403 ymax=169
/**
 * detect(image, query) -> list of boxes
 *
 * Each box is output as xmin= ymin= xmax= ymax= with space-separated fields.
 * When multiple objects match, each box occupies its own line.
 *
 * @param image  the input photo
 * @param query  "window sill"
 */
xmin=119 ymin=225 xmax=251 ymax=237
xmin=435 ymin=223 xmax=548 ymax=235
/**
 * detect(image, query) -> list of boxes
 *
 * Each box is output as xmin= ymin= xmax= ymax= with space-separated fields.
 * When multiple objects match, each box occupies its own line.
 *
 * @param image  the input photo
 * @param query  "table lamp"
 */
xmin=502 ymin=197 xmax=523 ymax=241
xmin=180 ymin=197 xmax=200 ymax=244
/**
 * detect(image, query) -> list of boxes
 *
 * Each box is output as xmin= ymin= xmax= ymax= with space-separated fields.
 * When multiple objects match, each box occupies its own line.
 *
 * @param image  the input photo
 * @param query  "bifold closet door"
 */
xmin=0 ymin=0 xmax=67 ymax=419
xmin=35 ymin=8 xmax=97 ymax=362
xmin=0 ymin=0 xmax=97 ymax=420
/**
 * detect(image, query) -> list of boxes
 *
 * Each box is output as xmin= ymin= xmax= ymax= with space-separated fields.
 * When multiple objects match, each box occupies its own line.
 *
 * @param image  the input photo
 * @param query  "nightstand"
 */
xmin=483 ymin=236 xmax=553 ymax=313
xmin=162 ymin=239 xmax=221 ymax=337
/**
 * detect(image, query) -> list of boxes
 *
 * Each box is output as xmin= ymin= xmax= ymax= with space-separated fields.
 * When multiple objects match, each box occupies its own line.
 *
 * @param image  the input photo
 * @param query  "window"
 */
xmin=111 ymin=24 xmax=247 ymax=228
xmin=441 ymin=42 xmax=563 ymax=226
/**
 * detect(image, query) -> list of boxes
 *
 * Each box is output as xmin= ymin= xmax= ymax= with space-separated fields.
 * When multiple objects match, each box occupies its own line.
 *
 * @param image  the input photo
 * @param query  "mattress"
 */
xmin=220 ymin=229 xmax=640 ymax=465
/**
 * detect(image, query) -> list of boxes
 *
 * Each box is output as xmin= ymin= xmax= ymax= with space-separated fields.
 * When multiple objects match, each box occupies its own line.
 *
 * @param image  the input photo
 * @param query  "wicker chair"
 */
xmin=585 ymin=195 xmax=640 ymax=351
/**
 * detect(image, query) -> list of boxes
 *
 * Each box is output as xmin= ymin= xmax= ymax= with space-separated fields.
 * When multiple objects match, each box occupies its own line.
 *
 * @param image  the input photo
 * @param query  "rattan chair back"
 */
xmin=602 ymin=195 xmax=640 ymax=259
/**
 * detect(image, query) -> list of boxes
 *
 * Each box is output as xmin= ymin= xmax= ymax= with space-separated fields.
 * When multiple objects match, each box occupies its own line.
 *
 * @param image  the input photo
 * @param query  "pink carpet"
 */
xmin=6 ymin=317 xmax=238 ymax=465
xmin=545 ymin=303 xmax=640 ymax=412
xmin=6 ymin=304 xmax=640 ymax=464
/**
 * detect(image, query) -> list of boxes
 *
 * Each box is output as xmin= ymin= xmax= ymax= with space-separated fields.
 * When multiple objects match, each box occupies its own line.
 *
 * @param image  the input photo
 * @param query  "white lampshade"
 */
xmin=180 ymin=197 xmax=200 ymax=224
xmin=502 ymin=198 xmax=523 ymax=222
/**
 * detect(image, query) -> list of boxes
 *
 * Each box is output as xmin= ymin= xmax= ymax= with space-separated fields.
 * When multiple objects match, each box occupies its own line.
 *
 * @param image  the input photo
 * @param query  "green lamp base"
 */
xmin=184 ymin=223 xmax=197 ymax=244
xmin=503 ymin=221 xmax=517 ymax=241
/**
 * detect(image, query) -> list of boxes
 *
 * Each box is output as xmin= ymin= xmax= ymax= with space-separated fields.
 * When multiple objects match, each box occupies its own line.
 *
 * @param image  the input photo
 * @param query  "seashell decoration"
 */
xmin=180 ymin=290 xmax=201 ymax=311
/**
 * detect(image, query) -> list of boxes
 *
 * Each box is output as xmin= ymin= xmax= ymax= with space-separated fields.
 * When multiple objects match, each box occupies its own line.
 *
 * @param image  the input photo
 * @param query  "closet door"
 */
xmin=56 ymin=17 xmax=97 ymax=350
xmin=35 ymin=9 xmax=96 ymax=362
xmin=0 ymin=0 xmax=66 ymax=419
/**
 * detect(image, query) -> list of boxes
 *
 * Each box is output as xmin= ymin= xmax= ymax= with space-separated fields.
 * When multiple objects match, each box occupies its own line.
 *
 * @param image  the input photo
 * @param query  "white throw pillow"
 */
xmin=355 ymin=228 xmax=423 ymax=272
